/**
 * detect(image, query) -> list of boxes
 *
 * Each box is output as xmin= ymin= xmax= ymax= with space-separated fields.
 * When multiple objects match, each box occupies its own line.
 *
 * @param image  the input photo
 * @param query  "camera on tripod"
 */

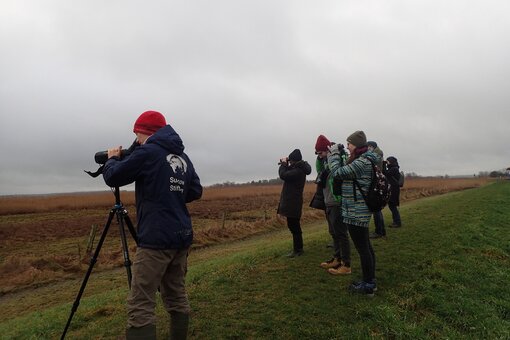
xmin=84 ymin=140 xmax=139 ymax=178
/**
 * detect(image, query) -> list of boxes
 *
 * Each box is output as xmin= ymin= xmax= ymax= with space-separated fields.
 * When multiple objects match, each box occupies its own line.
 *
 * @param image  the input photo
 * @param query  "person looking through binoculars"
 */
xmin=103 ymin=110 xmax=202 ymax=340
xmin=277 ymin=149 xmax=312 ymax=257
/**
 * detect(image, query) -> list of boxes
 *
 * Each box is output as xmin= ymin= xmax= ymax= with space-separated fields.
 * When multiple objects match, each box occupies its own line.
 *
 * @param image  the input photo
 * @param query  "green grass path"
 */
xmin=1 ymin=182 xmax=509 ymax=339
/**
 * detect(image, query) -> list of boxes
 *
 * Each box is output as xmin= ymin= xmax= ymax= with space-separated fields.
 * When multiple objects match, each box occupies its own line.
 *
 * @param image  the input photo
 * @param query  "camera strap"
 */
xmin=84 ymin=165 xmax=105 ymax=178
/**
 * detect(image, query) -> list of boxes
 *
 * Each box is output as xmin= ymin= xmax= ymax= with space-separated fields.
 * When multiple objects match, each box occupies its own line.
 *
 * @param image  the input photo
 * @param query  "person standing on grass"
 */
xmin=103 ymin=110 xmax=202 ymax=340
xmin=277 ymin=148 xmax=312 ymax=257
xmin=314 ymin=135 xmax=352 ymax=275
xmin=328 ymin=130 xmax=379 ymax=296
xmin=384 ymin=156 xmax=402 ymax=228
xmin=367 ymin=141 xmax=386 ymax=239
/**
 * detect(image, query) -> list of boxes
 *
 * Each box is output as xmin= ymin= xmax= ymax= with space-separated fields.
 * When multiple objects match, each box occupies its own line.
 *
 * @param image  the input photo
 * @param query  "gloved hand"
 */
xmin=328 ymin=143 xmax=340 ymax=155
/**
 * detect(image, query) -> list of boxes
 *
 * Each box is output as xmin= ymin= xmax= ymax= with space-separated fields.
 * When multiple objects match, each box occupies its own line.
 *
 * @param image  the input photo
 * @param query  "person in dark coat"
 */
xmin=367 ymin=141 xmax=386 ymax=239
xmin=277 ymin=148 xmax=312 ymax=257
xmin=103 ymin=110 xmax=202 ymax=340
xmin=383 ymin=156 xmax=402 ymax=227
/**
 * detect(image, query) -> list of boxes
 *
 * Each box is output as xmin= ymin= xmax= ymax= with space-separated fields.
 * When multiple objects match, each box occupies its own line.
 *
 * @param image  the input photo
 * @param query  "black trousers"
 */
xmin=373 ymin=210 xmax=386 ymax=236
xmin=348 ymin=224 xmax=376 ymax=283
xmin=287 ymin=217 xmax=303 ymax=251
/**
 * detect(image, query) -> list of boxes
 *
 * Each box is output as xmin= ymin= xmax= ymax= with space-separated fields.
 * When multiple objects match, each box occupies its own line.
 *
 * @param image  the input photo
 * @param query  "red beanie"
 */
xmin=133 ymin=111 xmax=167 ymax=135
xmin=315 ymin=134 xmax=331 ymax=153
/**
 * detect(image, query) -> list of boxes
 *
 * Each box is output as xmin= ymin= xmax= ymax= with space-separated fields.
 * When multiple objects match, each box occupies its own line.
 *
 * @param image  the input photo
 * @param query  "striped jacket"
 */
xmin=328 ymin=150 xmax=381 ymax=227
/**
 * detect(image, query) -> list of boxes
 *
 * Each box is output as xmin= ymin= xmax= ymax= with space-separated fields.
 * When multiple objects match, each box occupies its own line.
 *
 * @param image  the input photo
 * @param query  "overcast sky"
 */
xmin=1 ymin=1 xmax=509 ymax=195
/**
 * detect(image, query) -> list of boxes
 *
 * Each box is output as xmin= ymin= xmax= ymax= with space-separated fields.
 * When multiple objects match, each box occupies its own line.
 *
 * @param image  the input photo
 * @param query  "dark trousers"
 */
xmin=373 ymin=210 xmax=386 ymax=236
xmin=348 ymin=225 xmax=376 ymax=283
xmin=326 ymin=206 xmax=351 ymax=266
xmin=389 ymin=204 xmax=401 ymax=226
xmin=287 ymin=217 xmax=303 ymax=251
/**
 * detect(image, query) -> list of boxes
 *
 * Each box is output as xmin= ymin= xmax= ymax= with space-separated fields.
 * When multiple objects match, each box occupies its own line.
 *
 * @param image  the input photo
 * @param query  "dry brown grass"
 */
xmin=0 ymin=177 xmax=489 ymax=215
xmin=0 ymin=177 xmax=491 ymax=294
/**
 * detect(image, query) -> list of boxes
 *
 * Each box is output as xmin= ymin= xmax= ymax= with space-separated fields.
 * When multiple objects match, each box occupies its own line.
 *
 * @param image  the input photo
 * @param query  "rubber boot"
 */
xmin=126 ymin=324 xmax=156 ymax=340
xmin=170 ymin=311 xmax=189 ymax=340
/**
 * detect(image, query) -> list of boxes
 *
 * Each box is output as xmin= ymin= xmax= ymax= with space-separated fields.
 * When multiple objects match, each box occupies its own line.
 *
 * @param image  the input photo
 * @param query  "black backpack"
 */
xmin=398 ymin=171 xmax=405 ymax=187
xmin=354 ymin=159 xmax=391 ymax=212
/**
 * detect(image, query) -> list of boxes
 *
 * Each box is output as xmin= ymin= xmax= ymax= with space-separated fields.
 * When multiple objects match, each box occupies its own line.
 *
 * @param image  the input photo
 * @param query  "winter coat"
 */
xmin=315 ymin=155 xmax=347 ymax=207
xmin=383 ymin=163 xmax=400 ymax=206
xmin=372 ymin=146 xmax=384 ymax=169
xmin=277 ymin=160 xmax=312 ymax=218
xmin=328 ymin=150 xmax=381 ymax=227
xmin=103 ymin=125 xmax=203 ymax=250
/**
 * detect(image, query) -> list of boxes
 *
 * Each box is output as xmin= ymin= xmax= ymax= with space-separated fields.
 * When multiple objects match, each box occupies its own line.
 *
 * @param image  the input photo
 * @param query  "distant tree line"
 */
xmin=209 ymin=168 xmax=510 ymax=188
xmin=478 ymin=169 xmax=510 ymax=178
xmin=209 ymin=178 xmax=284 ymax=187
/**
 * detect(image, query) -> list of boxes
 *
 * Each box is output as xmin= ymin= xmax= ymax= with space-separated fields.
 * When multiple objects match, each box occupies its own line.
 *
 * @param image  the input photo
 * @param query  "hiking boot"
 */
xmin=328 ymin=265 xmax=352 ymax=275
xmin=351 ymin=280 xmax=378 ymax=292
xmin=369 ymin=232 xmax=385 ymax=239
xmin=286 ymin=250 xmax=304 ymax=258
xmin=126 ymin=324 xmax=156 ymax=340
xmin=170 ymin=311 xmax=189 ymax=340
xmin=320 ymin=257 xmax=341 ymax=269
xmin=349 ymin=281 xmax=376 ymax=297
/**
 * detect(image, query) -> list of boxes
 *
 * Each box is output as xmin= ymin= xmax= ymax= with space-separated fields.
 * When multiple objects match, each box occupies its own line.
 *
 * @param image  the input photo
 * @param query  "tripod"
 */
xmin=61 ymin=187 xmax=138 ymax=340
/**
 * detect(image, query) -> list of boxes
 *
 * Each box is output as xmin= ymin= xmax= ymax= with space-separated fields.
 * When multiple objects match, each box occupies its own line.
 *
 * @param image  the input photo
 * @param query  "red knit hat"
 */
xmin=133 ymin=111 xmax=167 ymax=135
xmin=315 ymin=134 xmax=331 ymax=153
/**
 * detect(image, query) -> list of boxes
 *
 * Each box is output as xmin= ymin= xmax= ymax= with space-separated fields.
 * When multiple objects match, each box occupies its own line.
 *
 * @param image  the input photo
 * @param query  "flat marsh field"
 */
xmin=2 ymin=177 xmax=508 ymax=339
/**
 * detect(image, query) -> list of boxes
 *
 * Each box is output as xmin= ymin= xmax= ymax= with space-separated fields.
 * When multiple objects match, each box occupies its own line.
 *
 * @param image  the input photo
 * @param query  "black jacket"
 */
xmin=383 ymin=163 xmax=400 ymax=206
xmin=277 ymin=160 xmax=312 ymax=218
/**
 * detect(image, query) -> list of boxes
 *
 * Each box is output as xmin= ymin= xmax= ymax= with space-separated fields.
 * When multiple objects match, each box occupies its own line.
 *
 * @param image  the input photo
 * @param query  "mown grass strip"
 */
xmin=0 ymin=182 xmax=508 ymax=339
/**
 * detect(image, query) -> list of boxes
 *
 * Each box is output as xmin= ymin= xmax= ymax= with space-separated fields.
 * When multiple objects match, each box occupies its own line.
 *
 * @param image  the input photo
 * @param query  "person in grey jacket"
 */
xmin=328 ymin=130 xmax=379 ymax=296
xmin=314 ymin=135 xmax=352 ymax=275
xmin=277 ymin=149 xmax=312 ymax=257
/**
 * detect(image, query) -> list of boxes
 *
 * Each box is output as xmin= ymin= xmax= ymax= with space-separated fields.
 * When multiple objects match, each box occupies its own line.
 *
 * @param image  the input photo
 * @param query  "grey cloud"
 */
xmin=1 ymin=1 xmax=510 ymax=195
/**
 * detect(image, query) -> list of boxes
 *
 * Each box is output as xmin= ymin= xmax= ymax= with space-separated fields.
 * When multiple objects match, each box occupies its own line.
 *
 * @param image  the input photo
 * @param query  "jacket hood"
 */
xmin=146 ymin=125 xmax=184 ymax=155
xmin=294 ymin=160 xmax=312 ymax=175
xmin=362 ymin=150 xmax=381 ymax=165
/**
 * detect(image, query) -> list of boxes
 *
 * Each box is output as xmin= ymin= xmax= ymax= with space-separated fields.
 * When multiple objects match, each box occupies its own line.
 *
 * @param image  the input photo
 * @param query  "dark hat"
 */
xmin=315 ymin=135 xmax=331 ymax=153
xmin=367 ymin=141 xmax=378 ymax=148
xmin=133 ymin=110 xmax=167 ymax=135
xmin=347 ymin=130 xmax=367 ymax=148
xmin=387 ymin=156 xmax=398 ymax=164
xmin=288 ymin=149 xmax=302 ymax=162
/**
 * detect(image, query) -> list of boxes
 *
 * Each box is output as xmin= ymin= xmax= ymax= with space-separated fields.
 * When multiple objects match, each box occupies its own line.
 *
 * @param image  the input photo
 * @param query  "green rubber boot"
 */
xmin=126 ymin=324 xmax=156 ymax=340
xmin=170 ymin=311 xmax=189 ymax=340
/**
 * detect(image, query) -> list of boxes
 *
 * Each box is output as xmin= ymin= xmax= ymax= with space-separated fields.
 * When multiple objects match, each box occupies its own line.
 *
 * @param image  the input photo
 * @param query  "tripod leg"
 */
xmin=61 ymin=209 xmax=115 ymax=340
xmin=122 ymin=209 xmax=138 ymax=245
xmin=117 ymin=210 xmax=134 ymax=288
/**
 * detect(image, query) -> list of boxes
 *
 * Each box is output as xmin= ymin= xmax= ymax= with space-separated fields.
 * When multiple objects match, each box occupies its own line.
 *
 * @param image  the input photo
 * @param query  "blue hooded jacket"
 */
xmin=103 ymin=125 xmax=202 ymax=249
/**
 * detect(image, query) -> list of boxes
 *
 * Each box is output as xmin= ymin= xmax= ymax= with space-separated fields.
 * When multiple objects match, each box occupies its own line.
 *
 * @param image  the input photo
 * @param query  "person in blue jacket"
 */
xmin=103 ymin=110 xmax=202 ymax=340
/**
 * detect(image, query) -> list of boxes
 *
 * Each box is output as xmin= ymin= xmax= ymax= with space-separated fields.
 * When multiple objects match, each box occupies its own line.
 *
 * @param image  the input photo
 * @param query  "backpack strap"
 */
xmin=352 ymin=158 xmax=376 ymax=204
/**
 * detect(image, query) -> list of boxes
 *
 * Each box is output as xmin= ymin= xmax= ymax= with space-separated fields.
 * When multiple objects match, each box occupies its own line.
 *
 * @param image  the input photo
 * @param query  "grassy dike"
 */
xmin=0 ymin=181 xmax=509 ymax=339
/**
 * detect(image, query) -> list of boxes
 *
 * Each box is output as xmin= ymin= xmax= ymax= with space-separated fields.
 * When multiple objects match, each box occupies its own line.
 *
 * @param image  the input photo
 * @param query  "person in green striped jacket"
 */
xmin=327 ymin=130 xmax=380 ymax=296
